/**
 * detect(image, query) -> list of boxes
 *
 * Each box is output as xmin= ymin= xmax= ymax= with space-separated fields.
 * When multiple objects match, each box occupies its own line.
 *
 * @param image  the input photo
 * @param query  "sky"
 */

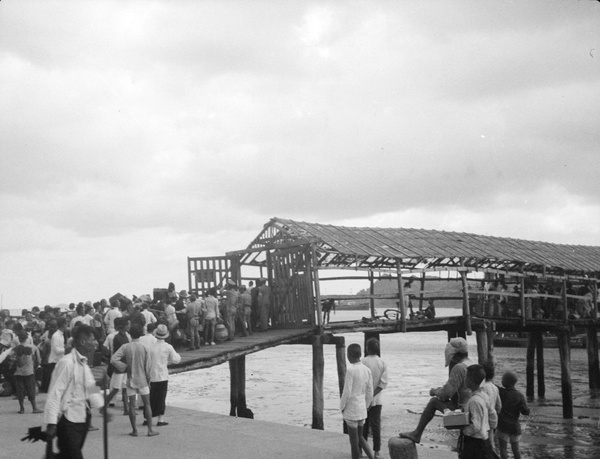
xmin=1 ymin=1 xmax=599 ymax=309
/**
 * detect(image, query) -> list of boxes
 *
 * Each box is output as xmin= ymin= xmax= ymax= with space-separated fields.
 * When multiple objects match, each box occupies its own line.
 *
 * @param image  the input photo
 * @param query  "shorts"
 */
xmin=496 ymin=429 xmax=521 ymax=443
xmin=126 ymin=385 xmax=150 ymax=397
xmin=345 ymin=419 xmax=365 ymax=429
xmin=109 ymin=373 xmax=127 ymax=391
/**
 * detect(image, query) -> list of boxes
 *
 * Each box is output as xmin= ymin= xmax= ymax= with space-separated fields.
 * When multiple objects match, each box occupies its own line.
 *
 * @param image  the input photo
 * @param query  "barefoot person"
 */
xmin=340 ymin=343 xmax=374 ymax=459
xmin=111 ymin=324 xmax=158 ymax=437
xmin=12 ymin=330 xmax=43 ymax=414
xmin=400 ymin=337 xmax=475 ymax=444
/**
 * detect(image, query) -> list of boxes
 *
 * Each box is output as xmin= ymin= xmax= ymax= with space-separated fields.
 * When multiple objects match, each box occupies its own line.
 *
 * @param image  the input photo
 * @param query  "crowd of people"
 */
xmin=339 ymin=337 xmax=529 ymax=459
xmin=471 ymin=279 xmax=595 ymax=320
xmin=0 ymin=278 xmax=273 ymax=457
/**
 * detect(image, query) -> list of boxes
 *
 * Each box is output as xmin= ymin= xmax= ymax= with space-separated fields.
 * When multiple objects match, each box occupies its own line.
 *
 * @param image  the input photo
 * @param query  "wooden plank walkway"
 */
xmin=168 ymin=327 xmax=316 ymax=374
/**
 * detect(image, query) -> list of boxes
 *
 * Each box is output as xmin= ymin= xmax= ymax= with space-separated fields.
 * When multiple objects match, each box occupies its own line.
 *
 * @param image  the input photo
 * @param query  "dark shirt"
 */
xmin=498 ymin=386 xmax=530 ymax=435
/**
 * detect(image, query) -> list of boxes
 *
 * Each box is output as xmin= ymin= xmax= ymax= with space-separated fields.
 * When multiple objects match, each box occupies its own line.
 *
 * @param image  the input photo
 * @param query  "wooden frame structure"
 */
xmin=188 ymin=217 xmax=600 ymax=422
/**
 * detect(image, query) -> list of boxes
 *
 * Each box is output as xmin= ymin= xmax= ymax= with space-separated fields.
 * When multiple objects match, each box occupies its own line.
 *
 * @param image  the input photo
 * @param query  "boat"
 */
xmin=493 ymin=332 xmax=587 ymax=348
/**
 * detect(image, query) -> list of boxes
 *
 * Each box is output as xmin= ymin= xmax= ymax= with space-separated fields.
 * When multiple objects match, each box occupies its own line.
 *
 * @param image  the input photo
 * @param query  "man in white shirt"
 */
xmin=104 ymin=300 xmax=122 ymax=335
xmin=44 ymin=324 xmax=106 ymax=458
xmin=48 ymin=317 xmax=67 ymax=376
xmin=361 ymin=338 xmax=388 ymax=459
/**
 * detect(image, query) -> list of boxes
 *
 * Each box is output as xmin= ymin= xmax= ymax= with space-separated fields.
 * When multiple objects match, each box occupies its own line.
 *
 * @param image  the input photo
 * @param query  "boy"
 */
xmin=460 ymin=364 xmax=493 ymax=459
xmin=480 ymin=361 xmax=501 ymax=455
xmin=12 ymin=330 xmax=43 ymax=414
xmin=361 ymin=338 xmax=388 ymax=459
xmin=497 ymin=371 xmax=530 ymax=459
xmin=340 ymin=343 xmax=374 ymax=459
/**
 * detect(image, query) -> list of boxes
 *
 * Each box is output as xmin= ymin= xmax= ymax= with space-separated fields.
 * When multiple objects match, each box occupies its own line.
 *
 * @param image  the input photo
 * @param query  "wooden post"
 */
xmin=556 ymin=331 xmax=573 ymax=419
xmin=486 ymin=325 xmax=495 ymax=366
xmin=562 ymin=277 xmax=569 ymax=325
xmin=312 ymin=335 xmax=325 ymax=430
xmin=311 ymin=245 xmax=323 ymax=330
xmin=333 ymin=336 xmax=348 ymax=434
xmin=460 ymin=265 xmax=472 ymax=335
xmin=229 ymin=357 xmax=239 ymax=416
xmin=592 ymin=280 xmax=598 ymax=319
xmin=520 ymin=274 xmax=526 ymax=327
xmin=586 ymin=324 xmax=600 ymax=389
xmin=526 ymin=333 xmax=535 ymax=398
xmin=369 ymin=271 xmax=376 ymax=319
xmin=396 ymin=260 xmax=406 ymax=332
xmin=534 ymin=332 xmax=545 ymax=398
xmin=476 ymin=330 xmax=488 ymax=364
xmin=419 ymin=274 xmax=426 ymax=312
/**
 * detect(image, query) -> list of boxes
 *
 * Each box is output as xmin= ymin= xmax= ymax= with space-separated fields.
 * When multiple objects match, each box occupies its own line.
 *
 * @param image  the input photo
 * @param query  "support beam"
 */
xmin=311 ymin=244 xmax=323 ymax=330
xmin=586 ymin=325 xmax=600 ymax=389
xmin=228 ymin=356 xmax=247 ymax=417
xmin=520 ymin=275 xmax=526 ymax=327
xmin=556 ymin=331 xmax=574 ymax=419
xmin=459 ymin=263 xmax=472 ymax=336
xmin=476 ymin=330 xmax=488 ymax=364
xmin=333 ymin=336 xmax=348 ymax=434
xmin=312 ymin=335 xmax=325 ymax=430
xmin=486 ymin=327 xmax=495 ymax=366
xmin=526 ymin=333 xmax=535 ymax=398
xmin=369 ymin=271 xmax=376 ymax=319
xmin=535 ymin=332 xmax=545 ymax=398
xmin=396 ymin=260 xmax=407 ymax=332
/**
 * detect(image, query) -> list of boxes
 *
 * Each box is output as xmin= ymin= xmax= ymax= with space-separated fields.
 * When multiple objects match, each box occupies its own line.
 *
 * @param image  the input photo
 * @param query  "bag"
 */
xmin=190 ymin=317 xmax=200 ymax=327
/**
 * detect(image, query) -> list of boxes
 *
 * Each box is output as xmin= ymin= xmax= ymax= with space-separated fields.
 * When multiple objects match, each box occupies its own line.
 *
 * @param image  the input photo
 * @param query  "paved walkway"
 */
xmin=1 ymin=393 xmax=450 ymax=459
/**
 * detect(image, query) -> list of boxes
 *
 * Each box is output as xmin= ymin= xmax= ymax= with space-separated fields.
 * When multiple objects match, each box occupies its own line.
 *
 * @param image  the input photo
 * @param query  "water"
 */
xmin=169 ymin=309 xmax=600 ymax=458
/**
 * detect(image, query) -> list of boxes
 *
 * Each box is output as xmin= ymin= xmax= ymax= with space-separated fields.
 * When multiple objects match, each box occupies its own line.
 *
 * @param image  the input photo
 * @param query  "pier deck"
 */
xmin=169 ymin=327 xmax=315 ymax=374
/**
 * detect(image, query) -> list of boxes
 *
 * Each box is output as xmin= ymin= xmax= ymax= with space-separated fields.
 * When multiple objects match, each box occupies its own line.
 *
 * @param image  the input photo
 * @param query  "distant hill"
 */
xmin=346 ymin=278 xmax=471 ymax=310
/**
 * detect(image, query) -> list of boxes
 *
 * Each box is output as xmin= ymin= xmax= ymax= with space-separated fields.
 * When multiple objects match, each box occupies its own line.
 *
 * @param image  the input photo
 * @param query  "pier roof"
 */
xmin=241 ymin=217 xmax=600 ymax=277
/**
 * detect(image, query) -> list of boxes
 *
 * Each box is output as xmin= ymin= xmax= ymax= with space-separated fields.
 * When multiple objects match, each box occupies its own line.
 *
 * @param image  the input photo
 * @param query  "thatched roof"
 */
xmin=240 ymin=217 xmax=600 ymax=277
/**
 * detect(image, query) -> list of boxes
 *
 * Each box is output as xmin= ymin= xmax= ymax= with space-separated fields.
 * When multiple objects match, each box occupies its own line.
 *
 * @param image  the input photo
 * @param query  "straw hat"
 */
xmin=154 ymin=324 xmax=169 ymax=340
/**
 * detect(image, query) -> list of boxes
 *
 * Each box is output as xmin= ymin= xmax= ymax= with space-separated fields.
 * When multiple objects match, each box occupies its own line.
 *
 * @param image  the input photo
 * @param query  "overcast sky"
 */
xmin=1 ymin=1 xmax=599 ymax=309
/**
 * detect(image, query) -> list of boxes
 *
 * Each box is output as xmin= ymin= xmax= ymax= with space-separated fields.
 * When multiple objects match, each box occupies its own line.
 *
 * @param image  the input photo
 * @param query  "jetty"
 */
xmin=180 ymin=218 xmax=600 ymax=427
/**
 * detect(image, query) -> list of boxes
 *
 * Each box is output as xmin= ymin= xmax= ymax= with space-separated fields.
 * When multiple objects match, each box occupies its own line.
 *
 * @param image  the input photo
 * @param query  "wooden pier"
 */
xmin=182 ymin=218 xmax=600 ymax=427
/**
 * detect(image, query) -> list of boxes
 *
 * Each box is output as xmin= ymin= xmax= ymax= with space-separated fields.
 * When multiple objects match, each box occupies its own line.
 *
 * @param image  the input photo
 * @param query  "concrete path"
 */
xmin=1 ymin=393 xmax=450 ymax=459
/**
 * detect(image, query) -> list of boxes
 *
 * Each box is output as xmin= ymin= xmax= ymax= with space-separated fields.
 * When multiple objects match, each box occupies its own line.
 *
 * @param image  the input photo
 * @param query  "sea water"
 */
xmin=169 ymin=309 xmax=600 ymax=458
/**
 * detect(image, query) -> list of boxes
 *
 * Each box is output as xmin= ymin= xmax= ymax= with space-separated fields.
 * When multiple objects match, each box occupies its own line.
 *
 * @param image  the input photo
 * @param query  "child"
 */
xmin=12 ymin=330 xmax=43 ymax=414
xmin=460 ymin=364 xmax=492 ymax=459
xmin=480 ymin=361 xmax=501 ymax=455
xmin=340 ymin=343 xmax=374 ymax=459
xmin=497 ymin=371 xmax=530 ymax=459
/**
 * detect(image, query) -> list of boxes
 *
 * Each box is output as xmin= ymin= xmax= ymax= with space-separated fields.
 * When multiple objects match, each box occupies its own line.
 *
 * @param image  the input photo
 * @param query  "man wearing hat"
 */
xmin=149 ymin=324 xmax=181 ymax=426
xmin=400 ymin=337 xmax=475 ymax=444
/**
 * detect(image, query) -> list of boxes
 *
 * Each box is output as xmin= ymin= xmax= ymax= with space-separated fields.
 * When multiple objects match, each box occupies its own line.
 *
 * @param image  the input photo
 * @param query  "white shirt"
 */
xmin=141 ymin=310 xmax=157 ymax=334
xmin=43 ymin=349 xmax=102 ymax=425
xmin=362 ymin=354 xmax=388 ymax=406
xmin=104 ymin=308 xmax=122 ymax=334
xmin=48 ymin=330 xmax=65 ymax=364
xmin=149 ymin=340 xmax=181 ymax=382
xmin=340 ymin=361 xmax=373 ymax=421
xmin=139 ymin=333 xmax=157 ymax=349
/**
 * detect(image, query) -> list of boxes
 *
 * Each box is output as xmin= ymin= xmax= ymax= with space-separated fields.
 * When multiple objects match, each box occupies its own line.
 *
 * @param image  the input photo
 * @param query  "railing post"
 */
xmin=396 ymin=260 xmax=406 ymax=332
xmin=460 ymin=261 xmax=472 ymax=336
xmin=311 ymin=244 xmax=323 ymax=330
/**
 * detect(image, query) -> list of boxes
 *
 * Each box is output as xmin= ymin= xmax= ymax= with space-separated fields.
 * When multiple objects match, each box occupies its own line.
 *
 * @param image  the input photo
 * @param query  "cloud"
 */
xmin=0 ymin=1 xmax=599 ymax=308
